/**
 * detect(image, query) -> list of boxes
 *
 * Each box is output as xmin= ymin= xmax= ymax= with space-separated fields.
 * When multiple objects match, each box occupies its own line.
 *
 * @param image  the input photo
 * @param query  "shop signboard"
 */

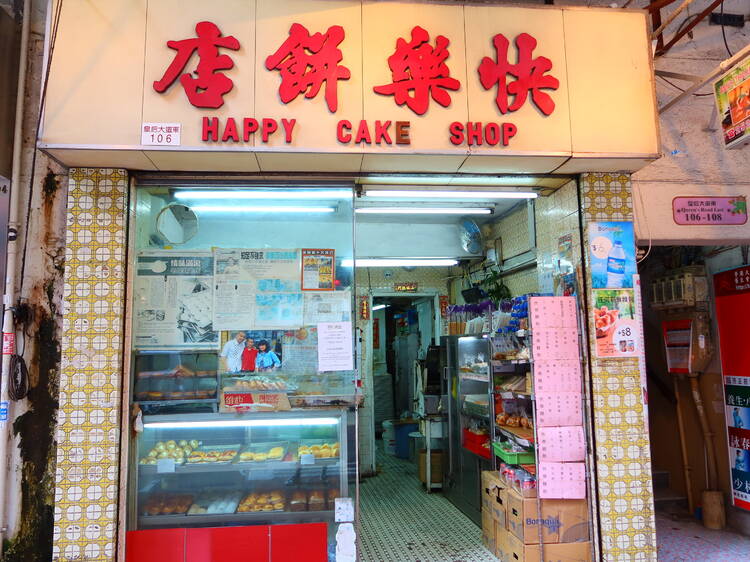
xmin=714 ymin=58 xmax=750 ymax=149
xmin=40 ymin=2 xmax=659 ymax=173
xmin=714 ymin=264 xmax=750 ymax=511
xmin=587 ymin=221 xmax=636 ymax=290
xmin=394 ymin=282 xmax=418 ymax=292
xmin=672 ymin=196 xmax=747 ymax=225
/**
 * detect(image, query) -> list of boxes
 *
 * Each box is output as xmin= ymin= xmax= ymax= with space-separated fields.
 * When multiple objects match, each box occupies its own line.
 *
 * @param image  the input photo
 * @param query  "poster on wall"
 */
xmin=301 ymin=249 xmax=335 ymax=291
xmin=714 ymin=264 xmax=750 ymax=511
xmin=592 ymin=289 xmax=640 ymax=358
xmin=134 ymin=252 xmax=217 ymax=348
xmin=554 ymin=232 xmax=578 ymax=297
xmin=588 ymin=222 xmax=636 ymax=289
xmin=714 ymin=58 xmax=750 ymax=149
xmin=303 ymin=291 xmax=352 ymax=324
xmin=282 ymin=327 xmax=319 ymax=375
xmin=213 ymin=248 xmax=302 ymax=330
xmin=218 ymin=330 xmax=284 ymax=373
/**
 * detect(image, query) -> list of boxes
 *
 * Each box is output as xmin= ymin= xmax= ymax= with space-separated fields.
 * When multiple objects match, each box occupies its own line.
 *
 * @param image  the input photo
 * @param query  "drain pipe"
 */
xmin=0 ymin=0 xmax=31 ymax=543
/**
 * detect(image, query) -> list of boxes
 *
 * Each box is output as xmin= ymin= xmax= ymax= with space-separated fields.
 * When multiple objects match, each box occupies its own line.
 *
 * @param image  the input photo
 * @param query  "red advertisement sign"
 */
xmin=223 ymin=392 xmax=291 ymax=412
xmin=672 ymin=196 xmax=747 ymax=225
xmin=714 ymin=265 xmax=750 ymax=511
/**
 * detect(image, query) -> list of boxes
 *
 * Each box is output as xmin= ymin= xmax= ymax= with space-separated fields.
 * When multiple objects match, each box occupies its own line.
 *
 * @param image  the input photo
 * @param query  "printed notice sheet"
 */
xmin=304 ymin=291 xmax=352 ymax=324
xmin=537 ymin=426 xmax=586 ymax=462
xmin=134 ymin=251 xmax=217 ymax=348
xmin=213 ymin=248 xmax=302 ymax=330
xmin=317 ymin=322 xmax=354 ymax=372
xmin=301 ymin=249 xmax=335 ymax=291
xmin=539 ymin=462 xmax=586 ymax=499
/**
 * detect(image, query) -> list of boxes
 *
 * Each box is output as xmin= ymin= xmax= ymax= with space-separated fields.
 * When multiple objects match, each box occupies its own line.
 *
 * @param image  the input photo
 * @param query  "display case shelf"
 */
xmin=459 ymin=372 xmax=490 ymax=382
xmin=496 ymin=425 xmax=535 ymax=447
xmin=460 ymin=409 xmax=489 ymax=421
xmin=137 ymin=399 xmax=219 ymax=407
xmin=138 ymin=458 xmax=340 ymax=475
xmin=138 ymin=510 xmax=334 ymax=528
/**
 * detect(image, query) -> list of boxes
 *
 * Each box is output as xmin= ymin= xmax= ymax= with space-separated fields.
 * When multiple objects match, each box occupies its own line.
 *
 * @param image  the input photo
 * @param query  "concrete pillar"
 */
xmin=580 ymin=172 xmax=657 ymax=561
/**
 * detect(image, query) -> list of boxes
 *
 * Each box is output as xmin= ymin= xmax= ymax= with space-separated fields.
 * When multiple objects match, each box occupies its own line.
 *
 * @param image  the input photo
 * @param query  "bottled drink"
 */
xmin=606 ymin=241 xmax=626 ymax=288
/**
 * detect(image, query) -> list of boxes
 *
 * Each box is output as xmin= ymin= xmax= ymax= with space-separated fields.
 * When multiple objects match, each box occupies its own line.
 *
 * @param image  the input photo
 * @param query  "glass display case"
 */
xmin=442 ymin=335 xmax=495 ymax=525
xmin=130 ymin=410 xmax=348 ymax=529
xmin=127 ymin=183 xmax=357 ymax=559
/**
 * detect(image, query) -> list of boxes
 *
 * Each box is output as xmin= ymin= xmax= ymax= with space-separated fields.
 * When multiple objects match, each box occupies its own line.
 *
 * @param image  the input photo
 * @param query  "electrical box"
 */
xmin=650 ymin=265 xmax=709 ymax=311
xmin=662 ymin=315 xmax=712 ymax=374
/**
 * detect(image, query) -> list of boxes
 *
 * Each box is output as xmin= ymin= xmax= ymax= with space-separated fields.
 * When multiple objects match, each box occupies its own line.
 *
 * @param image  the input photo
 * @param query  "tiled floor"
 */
xmin=359 ymin=448 xmax=496 ymax=562
xmin=656 ymin=511 xmax=750 ymax=561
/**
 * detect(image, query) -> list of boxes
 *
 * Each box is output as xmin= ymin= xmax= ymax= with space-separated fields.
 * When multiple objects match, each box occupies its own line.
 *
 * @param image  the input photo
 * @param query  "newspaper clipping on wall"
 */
xmin=134 ymin=251 xmax=217 ymax=348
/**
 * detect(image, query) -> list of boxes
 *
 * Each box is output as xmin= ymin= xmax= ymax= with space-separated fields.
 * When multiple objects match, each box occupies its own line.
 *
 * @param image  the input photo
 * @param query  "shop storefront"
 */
xmin=42 ymin=1 xmax=660 ymax=560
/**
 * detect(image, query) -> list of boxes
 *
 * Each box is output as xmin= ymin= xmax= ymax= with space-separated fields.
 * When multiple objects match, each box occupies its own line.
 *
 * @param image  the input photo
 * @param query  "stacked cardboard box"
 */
xmin=481 ymin=471 xmax=592 ymax=561
xmin=481 ymin=471 xmax=507 ymax=556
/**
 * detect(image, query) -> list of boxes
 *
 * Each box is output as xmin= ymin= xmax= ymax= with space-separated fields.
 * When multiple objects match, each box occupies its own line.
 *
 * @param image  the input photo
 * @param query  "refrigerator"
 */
xmin=441 ymin=335 xmax=494 ymax=526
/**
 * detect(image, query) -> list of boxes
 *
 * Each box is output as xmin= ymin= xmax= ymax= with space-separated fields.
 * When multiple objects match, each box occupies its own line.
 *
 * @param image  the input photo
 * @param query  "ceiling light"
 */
xmin=372 ymin=304 xmax=389 ymax=311
xmin=355 ymin=207 xmax=491 ymax=215
xmin=175 ymin=189 xmax=351 ymax=200
xmin=365 ymin=190 xmax=537 ymax=199
xmin=341 ymin=258 xmax=458 ymax=267
xmin=144 ymin=417 xmax=339 ymax=429
xmin=358 ymin=176 xmax=541 ymax=186
xmin=192 ymin=205 xmax=336 ymax=213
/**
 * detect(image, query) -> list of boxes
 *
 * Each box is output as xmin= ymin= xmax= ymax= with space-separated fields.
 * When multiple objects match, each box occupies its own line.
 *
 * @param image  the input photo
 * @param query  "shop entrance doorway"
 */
xmin=352 ymin=188 xmax=553 ymax=561
xmin=637 ymin=245 xmax=750 ymax=560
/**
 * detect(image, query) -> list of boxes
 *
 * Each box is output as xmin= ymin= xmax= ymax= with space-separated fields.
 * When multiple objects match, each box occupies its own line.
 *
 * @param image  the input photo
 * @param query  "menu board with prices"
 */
xmin=529 ymin=296 xmax=588 ymax=500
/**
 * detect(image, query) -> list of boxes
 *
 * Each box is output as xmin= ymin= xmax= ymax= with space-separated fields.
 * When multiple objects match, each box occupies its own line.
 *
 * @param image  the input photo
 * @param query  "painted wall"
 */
xmin=631 ymin=0 xmax=750 ymax=247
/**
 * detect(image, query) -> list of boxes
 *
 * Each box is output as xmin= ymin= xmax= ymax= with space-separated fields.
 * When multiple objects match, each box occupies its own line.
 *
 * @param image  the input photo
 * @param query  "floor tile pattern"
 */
xmin=656 ymin=513 xmax=750 ymax=561
xmin=52 ymin=168 xmax=128 ymax=562
xmin=360 ymin=448 xmax=496 ymax=562
xmin=580 ymin=173 xmax=657 ymax=561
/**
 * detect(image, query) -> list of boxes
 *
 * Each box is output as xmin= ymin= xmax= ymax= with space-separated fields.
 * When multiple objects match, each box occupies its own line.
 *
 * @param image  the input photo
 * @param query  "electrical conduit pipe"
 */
xmin=0 ymin=0 xmax=31 ymax=544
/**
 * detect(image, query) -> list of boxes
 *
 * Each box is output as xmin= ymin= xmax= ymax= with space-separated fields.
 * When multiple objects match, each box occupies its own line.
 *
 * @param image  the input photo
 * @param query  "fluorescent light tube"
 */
xmin=175 ymin=189 xmax=351 ymax=200
xmin=365 ymin=190 xmax=537 ymax=199
xmin=144 ymin=417 xmax=340 ymax=430
xmin=341 ymin=258 xmax=458 ymax=267
xmin=192 ymin=205 xmax=335 ymax=213
xmin=355 ymin=207 xmax=491 ymax=215
xmin=372 ymin=304 xmax=389 ymax=311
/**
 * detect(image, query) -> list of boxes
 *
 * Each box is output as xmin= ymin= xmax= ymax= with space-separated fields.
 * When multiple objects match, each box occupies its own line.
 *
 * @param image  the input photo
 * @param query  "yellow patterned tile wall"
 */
xmin=580 ymin=173 xmax=657 ymax=562
xmin=53 ymin=168 xmax=128 ymax=562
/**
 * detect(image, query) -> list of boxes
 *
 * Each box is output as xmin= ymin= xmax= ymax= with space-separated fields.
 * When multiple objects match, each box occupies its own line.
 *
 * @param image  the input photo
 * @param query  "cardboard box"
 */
xmin=495 ymin=526 xmax=511 ymax=561
xmin=506 ymin=489 xmax=589 ymax=544
xmin=482 ymin=471 xmax=508 ymax=526
xmin=503 ymin=531 xmax=591 ymax=562
xmin=418 ymin=449 xmax=443 ymax=484
xmin=482 ymin=510 xmax=497 ymax=554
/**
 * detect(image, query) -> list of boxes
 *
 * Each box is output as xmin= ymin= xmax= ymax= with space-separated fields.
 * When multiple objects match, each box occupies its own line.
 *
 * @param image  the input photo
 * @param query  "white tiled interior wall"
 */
xmin=535 ymin=180 xmax=582 ymax=291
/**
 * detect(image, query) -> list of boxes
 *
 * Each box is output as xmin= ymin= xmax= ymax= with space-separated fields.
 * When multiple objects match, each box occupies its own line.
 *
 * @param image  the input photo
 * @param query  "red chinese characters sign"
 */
xmin=478 ymin=33 xmax=559 ymax=116
xmin=153 ymin=21 xmax=240 ymax=109
xmin=153 ymin=21 xmax=559 ymax=147
xmin=374 ymin=26 xmax=460 ymax=116
xmin=265 ymin=23 xmax=351 ymax=113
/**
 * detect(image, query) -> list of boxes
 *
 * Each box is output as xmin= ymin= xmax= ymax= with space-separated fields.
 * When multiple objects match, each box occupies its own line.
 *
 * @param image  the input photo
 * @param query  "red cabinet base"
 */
xmin=127 ymin=523 xmax=327 ymax=562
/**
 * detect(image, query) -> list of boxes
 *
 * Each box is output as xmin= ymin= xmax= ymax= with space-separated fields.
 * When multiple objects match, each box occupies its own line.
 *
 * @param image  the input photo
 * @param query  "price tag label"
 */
xmin=141 ymin=123 xmax=181 ymax=146
xmin=300 ymin=453 xmax=315 ymax=465
xmin=156 ymin=458 xmax=175 ymax=473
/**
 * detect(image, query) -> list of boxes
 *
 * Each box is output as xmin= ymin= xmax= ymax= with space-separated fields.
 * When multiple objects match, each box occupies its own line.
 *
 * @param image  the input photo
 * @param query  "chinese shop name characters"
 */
xmin=153 ymin=21 xmax=559 ymax=147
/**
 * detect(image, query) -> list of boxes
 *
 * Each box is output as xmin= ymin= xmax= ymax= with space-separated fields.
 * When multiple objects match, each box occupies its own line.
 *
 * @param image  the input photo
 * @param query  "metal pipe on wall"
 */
xmin=0 ymin=0 xmax=31 ymax=541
